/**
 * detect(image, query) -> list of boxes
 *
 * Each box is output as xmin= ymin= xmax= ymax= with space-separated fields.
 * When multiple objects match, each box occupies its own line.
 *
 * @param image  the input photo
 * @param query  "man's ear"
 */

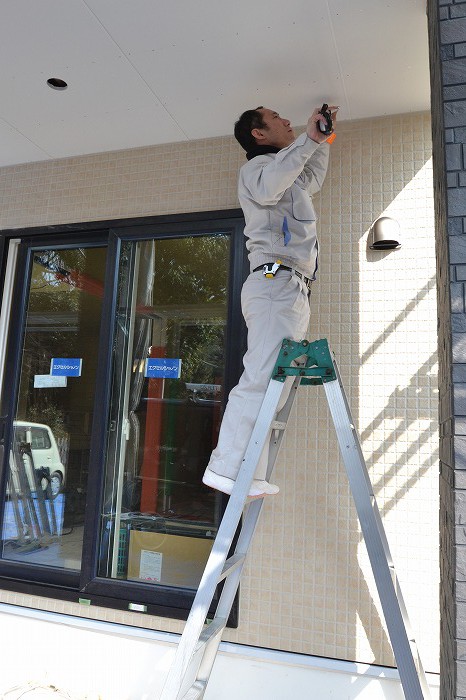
xmin=251 ymin=127 xmax=266 ymax=142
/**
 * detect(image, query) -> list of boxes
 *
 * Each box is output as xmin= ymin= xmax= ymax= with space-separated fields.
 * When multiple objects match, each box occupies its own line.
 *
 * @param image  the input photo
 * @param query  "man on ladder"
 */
xmin=203 ymin=102 xmax=338 ymax=497
xmin=162 ymin=104 xmax=430 ymax=700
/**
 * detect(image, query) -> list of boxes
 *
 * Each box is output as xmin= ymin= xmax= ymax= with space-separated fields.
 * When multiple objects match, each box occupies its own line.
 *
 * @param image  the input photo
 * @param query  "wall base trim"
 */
xmin=0 ymin=603 xmax=439 ymax=699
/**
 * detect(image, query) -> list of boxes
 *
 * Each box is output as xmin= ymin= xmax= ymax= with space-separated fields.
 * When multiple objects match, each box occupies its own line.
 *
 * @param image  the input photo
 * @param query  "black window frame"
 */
xmin=0 ymin=209 xmax=246 ymax=623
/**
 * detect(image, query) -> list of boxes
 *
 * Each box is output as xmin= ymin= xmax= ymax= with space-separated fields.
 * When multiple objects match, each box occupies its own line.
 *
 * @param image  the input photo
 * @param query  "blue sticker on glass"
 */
xmin=145 ymin=358 xmax=182 ymax=379
xmin=50 ymin=358 xmax=82 ymax=377
xmin=282 ymin=216 xmax=291 ymax=246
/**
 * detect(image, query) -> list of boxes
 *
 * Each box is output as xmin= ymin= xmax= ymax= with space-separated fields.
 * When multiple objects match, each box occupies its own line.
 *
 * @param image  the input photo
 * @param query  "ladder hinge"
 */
xmin=272 ymin=338 xmax=337 ymax=383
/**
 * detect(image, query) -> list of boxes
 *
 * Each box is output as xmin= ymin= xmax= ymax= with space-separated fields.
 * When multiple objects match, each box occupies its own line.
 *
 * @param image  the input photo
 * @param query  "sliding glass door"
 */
xmin=98 ymin=233 xmax=230 ymax=589
xmin=1 ymin=244 xmax=107 ymax=570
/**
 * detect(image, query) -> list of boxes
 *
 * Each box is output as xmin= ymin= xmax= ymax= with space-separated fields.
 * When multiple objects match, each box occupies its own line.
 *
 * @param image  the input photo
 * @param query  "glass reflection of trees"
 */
xmin=151 ymin=234 xmax=229 ymax=399
xmin=18 ymin=248 xmax=106 ymax=499
xmin=152 ymin=235 xmax=228 ymax=305
xmin=19 ymin=250 xmax=102 ymax=431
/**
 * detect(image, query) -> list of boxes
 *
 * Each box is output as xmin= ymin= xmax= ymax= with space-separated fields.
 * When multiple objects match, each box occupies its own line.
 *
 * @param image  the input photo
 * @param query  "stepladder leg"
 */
xmin=323 ymin=365 xmax=430 ymax=699
xmin=160 ymin=378 xmax=294 ymax=700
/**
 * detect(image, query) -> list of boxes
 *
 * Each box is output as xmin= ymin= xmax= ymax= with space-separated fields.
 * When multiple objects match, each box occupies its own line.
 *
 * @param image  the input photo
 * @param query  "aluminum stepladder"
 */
xmin=160 ymin=338 xmax=430 ymax=700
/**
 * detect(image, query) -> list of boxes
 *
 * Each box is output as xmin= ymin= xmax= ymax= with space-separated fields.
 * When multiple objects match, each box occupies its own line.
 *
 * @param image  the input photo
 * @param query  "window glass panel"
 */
xmin=98 ymin=234 xmax=229 ymax=589
xmin=1 ymin=246 xmax=107 ymax=570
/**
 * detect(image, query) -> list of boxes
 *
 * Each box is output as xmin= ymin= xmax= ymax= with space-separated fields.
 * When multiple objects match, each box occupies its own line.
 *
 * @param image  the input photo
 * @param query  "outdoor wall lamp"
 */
xmin=369 ymin=216 xmax=401 ymax=250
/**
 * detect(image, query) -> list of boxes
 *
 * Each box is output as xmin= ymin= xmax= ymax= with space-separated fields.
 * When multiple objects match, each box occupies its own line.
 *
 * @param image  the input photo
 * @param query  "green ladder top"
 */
xmin=272 ymin=338 xmax=337 ymax=384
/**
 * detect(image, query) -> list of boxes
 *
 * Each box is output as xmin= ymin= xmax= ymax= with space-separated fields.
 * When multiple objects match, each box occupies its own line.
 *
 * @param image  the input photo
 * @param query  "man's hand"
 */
xmin=306 ymin=106 xmax=339 ymax=143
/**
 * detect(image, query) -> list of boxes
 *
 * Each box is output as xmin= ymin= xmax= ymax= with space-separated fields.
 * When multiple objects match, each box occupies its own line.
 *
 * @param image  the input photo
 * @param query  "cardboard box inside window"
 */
xmin=127 ymin=530 xmax=214 ymax=588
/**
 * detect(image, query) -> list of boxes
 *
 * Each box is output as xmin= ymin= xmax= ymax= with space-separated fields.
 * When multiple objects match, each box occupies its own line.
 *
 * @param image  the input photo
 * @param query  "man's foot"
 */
xmin=249 ymin=480 xmax=280 ymax=497
xmin=202 ymin=468 xmax=279 ymax=497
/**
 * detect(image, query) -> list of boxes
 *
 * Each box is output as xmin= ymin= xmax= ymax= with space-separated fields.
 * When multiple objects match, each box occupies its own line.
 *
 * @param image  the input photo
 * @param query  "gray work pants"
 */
xmin=207 ymin=269 xmax=311 ymax=481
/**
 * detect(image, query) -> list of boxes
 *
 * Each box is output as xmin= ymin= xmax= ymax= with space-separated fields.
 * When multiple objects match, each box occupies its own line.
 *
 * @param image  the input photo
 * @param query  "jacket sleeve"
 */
xmin=240 ymin=132 xmax=328 ymax=205
xmin=303 ymin=142 xmax=330 ymax=195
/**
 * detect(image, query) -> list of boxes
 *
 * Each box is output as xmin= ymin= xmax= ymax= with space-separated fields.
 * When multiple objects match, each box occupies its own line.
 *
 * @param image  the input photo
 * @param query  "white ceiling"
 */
xmin=0 ymin=0 xmax=431 ymax=168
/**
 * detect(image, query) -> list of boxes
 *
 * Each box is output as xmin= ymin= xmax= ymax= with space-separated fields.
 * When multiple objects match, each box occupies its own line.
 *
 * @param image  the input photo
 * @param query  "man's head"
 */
xmin=234 ymin=107 xmax=296 ymax=152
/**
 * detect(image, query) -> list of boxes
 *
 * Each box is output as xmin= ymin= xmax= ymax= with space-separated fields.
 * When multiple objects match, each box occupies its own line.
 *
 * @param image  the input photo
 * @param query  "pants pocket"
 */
xmin=282 ymin=275 xmax=307 ymax=314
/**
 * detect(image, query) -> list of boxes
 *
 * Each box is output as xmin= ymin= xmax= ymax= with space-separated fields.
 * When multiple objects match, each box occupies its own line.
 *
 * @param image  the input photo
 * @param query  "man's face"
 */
xmin=252 ymin=108 xmax=296 ymax=149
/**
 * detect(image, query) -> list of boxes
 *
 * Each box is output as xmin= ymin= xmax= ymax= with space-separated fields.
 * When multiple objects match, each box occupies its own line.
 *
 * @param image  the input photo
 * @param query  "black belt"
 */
xmin=253 ymin=264 xmax=312 ymax=290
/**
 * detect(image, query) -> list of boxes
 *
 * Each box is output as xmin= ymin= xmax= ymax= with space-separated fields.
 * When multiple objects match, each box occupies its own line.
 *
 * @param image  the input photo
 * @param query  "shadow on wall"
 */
xmin=350 ymin=353 xmax=438 ymax=667
xmin=311 ymin=290 xmax=437 ymax=666
xmin=306 ymin=118 xmax=437 ymax=670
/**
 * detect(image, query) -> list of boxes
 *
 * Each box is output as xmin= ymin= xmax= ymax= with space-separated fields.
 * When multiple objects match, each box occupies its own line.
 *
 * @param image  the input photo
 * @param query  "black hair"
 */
xmin=234 ymin=107 xmax=266 ymax=152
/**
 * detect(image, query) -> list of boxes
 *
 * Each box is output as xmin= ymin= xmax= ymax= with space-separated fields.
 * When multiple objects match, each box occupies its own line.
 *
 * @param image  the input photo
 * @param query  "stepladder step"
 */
xmin=219 ymin=553 xmax=246 ymax=582
xmin=195 ymin=617 xmax=227 ymax=654
xmin=180 ymin=681 xmax=206 ymax=700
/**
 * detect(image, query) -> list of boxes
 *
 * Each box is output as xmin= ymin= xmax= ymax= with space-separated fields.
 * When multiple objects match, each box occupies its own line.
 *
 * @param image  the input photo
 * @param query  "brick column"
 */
xmin=428 ymin=1 xmax=466 ymax=697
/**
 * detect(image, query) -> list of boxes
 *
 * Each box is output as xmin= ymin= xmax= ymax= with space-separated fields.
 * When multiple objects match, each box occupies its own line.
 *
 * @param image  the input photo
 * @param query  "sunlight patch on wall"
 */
xmin=357 ymin=156 xmax=439 ymax=670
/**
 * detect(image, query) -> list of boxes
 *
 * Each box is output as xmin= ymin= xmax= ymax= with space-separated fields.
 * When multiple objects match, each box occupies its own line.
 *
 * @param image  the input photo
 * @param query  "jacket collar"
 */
xmin=246 ymin=144 xmax=281 ymax=161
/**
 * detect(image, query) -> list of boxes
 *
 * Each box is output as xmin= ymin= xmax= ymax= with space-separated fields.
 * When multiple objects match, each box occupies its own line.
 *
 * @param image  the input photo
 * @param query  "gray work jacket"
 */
xmin=238 ymin=132 xmax=330 ymax=279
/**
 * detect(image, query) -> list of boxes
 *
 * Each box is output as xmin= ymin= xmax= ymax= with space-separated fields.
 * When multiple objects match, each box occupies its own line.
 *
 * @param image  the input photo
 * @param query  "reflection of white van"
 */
xmin=11 ymin=421 xmax=66 ymax=498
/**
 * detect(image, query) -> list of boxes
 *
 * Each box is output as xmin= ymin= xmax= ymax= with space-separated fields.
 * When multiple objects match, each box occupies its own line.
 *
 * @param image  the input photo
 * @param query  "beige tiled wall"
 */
xmin=0 ymin=113 xmax=439 ymax=672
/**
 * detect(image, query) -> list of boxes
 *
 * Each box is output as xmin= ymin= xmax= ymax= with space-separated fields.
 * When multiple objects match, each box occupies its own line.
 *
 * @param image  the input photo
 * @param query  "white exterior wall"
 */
xmin=0 ymin=112 xmax=439 ymax=695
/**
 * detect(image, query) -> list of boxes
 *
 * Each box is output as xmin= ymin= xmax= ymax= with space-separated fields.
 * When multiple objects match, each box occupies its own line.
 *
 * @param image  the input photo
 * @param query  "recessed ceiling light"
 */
xmin=47 ymin=78 xmax=68 ymax=90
